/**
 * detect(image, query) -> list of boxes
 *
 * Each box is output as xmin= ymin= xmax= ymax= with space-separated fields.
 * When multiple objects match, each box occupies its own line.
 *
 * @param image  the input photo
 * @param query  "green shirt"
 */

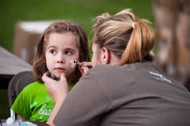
xmin=12 ymin=81 xmax=74 ymax=122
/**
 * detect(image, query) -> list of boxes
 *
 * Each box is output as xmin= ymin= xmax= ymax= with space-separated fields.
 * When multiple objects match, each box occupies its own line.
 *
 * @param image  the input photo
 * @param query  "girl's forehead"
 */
xmin=46 ymin=32 xmax=79 ymax=49
xmin=48 ymin=31 xmax=76 ymax=38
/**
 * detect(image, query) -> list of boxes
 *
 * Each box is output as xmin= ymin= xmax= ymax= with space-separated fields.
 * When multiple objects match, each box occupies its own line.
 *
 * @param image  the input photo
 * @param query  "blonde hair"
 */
xmin=93 ymin=9 xmax=155 ymax=65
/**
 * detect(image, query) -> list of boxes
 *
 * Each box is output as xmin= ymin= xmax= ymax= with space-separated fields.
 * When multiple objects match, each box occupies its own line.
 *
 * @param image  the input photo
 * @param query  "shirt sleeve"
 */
xmin=54 ymin=72 xmax=112 ymax=126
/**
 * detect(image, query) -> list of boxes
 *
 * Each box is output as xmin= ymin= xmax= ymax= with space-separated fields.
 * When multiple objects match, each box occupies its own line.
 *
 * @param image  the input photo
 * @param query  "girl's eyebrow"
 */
xmin=64 ymin=46 xmax=78 ymax=50
xmin=46 ymin=46 xmax=76 ymax=52
xmin=65 ymin=48 xmax=77 ymax=53
xmin=46 ymin=45 xmax=57 ymax=49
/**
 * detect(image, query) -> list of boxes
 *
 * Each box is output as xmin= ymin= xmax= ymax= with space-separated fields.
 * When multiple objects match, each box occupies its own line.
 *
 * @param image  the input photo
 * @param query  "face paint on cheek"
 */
xmin=70 ymin=59 xmax=77 ymax=69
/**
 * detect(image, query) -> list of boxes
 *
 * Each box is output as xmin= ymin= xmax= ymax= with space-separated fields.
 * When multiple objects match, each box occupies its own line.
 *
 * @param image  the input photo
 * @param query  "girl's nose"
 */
xmin=57 ymin=60 xmax=63 ymax=63
xmin=56 ymin=53 xmax=64 ymax=63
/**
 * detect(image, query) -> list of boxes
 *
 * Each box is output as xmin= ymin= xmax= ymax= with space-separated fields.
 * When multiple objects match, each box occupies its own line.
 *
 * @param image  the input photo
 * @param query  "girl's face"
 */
xmin=45 ymin=32 xmax=79 ymax=79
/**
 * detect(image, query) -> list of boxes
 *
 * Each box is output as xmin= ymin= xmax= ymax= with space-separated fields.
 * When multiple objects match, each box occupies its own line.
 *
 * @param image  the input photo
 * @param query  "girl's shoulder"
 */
xmin=23 ymin=81 xmax=45 ymax=91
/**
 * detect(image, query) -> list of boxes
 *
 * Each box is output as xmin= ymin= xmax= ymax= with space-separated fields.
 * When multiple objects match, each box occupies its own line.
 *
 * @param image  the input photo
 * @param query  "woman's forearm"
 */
xmin=47 ymin=98 xmax=64 ymax=126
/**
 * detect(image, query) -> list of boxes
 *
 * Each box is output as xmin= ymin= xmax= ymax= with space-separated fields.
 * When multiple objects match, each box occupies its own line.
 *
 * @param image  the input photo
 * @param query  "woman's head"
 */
xmin=33 ymin=21 xmax=90 ymax=83
xmin=92 ymin=9 xmax=155 ymax=65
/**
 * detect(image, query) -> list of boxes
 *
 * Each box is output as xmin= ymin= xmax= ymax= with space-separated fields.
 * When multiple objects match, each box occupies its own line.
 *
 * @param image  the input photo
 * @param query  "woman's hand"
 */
xmin=42 ymin=72 xmax=69 ymax=103
xmin=77 ymin=61 xmax=93 ymax=76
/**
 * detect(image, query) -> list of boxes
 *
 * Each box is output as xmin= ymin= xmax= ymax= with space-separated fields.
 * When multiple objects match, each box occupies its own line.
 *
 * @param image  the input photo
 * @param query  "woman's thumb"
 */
xmin=60 ymin=73 xmax=67 ymax=82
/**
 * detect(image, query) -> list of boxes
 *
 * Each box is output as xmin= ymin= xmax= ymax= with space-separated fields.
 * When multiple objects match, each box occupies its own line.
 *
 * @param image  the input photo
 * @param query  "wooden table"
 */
xmin=0 ymin=46 xmax=32 ymax=89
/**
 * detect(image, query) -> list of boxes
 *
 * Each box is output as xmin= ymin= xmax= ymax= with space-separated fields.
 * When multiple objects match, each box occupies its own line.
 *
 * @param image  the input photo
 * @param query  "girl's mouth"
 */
xmin=54 ymin=67 xmax=66 ymax=73
xmin=51 ymin=68 xmax=66 ymax=80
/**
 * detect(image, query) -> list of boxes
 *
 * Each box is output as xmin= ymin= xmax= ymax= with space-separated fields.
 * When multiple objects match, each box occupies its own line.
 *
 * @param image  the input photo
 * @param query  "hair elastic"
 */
xmin=131 ymin=22 xmax=135 ymax=28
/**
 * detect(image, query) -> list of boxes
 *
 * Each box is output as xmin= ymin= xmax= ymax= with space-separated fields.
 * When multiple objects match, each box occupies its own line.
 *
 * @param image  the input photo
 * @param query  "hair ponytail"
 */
xmin=119 ymin=19 xmax=155 ymax=65
xmin=93 ymin=9 xmax=155 ymax=65
xmin=119 ymin=21 xmax=142 ymax=65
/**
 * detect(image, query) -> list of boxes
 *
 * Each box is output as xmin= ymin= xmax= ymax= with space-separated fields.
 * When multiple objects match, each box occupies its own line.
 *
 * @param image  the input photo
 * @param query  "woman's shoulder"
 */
xmin=92 ymin=62 xmax=152 ymax=72
xmin=89 ymin=62 xmax=156 ymax=77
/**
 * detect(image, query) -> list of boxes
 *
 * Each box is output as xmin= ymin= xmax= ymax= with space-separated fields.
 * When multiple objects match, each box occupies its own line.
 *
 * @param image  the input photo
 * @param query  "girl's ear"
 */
xmin=100 ymin=47 xmax=110 ymax=64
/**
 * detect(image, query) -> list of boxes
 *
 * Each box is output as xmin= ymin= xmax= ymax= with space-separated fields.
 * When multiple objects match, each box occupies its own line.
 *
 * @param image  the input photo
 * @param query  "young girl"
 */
xmin=11 ymin=20 xmax=90 ymax=122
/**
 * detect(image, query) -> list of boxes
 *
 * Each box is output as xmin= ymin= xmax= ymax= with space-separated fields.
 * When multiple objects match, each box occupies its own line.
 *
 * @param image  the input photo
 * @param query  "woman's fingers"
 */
xmin=59 ymin=73 xmax=69 ymax=94
xmin=81 ymin=66 xmax=90 ymax=76
xmin=42 ymin=72 xmax=69 ymax=102
xmin=78 ymin=62 xmax=93 ymax=68
xmin=60 ymin=73 xmax=67 ymax=83
xmin=77 ymin=62 xmax=93 ymax=76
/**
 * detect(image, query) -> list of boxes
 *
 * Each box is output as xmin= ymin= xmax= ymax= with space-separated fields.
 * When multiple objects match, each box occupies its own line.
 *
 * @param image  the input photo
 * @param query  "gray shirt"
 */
xmin=54 ymin=62 xmax=190 ymax=126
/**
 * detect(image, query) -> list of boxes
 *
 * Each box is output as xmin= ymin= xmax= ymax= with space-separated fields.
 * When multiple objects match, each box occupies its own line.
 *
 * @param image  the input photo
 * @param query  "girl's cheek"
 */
xmin=70 ymin=59 xmax=77 ymax=69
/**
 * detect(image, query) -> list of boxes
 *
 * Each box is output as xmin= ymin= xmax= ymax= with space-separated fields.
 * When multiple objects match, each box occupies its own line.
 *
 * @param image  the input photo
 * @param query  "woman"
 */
xmin=43 ymin=9 xmax=190 ymax=126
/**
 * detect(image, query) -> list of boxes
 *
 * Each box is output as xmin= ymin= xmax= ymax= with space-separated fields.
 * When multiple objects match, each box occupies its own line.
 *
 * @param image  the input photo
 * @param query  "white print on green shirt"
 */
xmin=39 ymin=104 xmax=52 ymax=116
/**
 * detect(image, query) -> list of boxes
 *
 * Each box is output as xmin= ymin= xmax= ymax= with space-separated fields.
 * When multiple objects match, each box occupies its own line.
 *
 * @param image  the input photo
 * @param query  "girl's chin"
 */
xmin=51 ymin=74 xmax=59 ymax=81
xmin=48 ymin=72 xmax=60 ymax=81
xmin=54 ymin=73 xmax=67 ymax=80
xmin=52 ymin=71 xmax=70 ymax=80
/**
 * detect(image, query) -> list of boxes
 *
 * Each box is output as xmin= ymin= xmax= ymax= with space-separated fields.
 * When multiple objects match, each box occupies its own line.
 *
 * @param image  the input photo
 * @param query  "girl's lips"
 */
xmin=54 ymin=68 xmax=65 ymax=72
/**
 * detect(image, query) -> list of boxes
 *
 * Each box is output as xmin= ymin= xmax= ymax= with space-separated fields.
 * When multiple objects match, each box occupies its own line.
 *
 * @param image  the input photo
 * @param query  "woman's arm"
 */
xmin=43 ymin=67 xmax=110 ymax=126
xmin=77 ymin=61 xmax=93 ymax=76
xmin=42 ymin=73 xmax=69 ymax=126
xmin=53 ymin=72 xmax=111 ymax=126
xmin=47 ymin=98 xmax=64 ymax=126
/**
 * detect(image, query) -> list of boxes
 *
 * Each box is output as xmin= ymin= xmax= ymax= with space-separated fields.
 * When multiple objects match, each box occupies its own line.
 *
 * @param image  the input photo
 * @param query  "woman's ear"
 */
xmin=100 ymin=47 xmax=110 ymax=64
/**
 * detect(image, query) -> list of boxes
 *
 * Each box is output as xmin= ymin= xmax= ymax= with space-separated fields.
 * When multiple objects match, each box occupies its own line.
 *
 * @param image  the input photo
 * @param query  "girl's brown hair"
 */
xmin=33 ymin=21 xmax=90 ymax=83
xmin=93 ymin=9 xmax=155 ymax=65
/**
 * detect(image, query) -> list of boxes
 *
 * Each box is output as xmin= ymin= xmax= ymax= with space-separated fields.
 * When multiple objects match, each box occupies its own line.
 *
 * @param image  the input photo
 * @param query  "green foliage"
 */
xmin=0 ymin=0 xmax=153 ymax=52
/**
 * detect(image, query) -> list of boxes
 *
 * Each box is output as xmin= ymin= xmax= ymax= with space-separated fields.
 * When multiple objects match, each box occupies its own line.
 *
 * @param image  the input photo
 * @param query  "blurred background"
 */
xmin=0 ymin=0 xmax=153 ymax=52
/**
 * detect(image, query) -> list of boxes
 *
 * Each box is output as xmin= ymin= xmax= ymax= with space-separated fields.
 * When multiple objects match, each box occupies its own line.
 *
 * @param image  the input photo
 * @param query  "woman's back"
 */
xmin=93 ymin=62 xmax=190 ymax=126
xmin=55 ymin=62 xmax=190 ymax=126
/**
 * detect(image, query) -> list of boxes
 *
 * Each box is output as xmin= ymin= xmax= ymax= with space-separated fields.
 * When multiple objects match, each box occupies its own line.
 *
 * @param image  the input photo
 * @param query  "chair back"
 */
xmin=8 ymin=71 xmax=35 ymax=107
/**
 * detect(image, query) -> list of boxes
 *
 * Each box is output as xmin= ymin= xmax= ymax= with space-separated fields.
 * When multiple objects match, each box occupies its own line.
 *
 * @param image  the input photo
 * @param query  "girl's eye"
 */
xmin=65 ymin=51 xmax=73 ymax=56
xmin=49 ymin=49 xmax=57 ymax=55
